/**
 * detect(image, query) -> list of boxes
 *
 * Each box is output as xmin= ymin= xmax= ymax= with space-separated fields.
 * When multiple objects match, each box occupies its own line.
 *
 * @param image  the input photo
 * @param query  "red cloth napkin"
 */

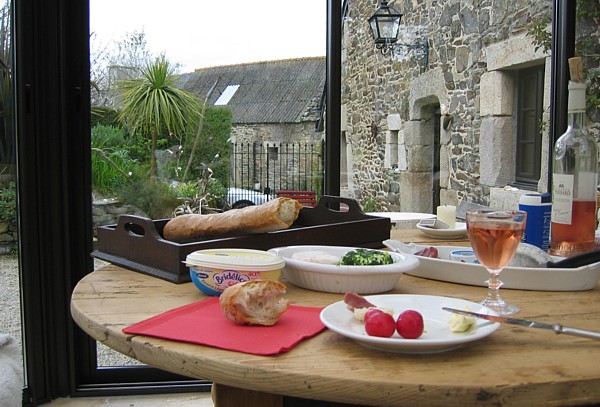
xmin=123 ymin=297 xmax=326 ymax=355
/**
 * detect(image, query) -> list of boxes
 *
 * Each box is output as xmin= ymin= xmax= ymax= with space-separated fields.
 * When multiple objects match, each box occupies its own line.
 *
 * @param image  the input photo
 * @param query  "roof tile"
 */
xmin=177 ymin=57 xmax=326 ymax=124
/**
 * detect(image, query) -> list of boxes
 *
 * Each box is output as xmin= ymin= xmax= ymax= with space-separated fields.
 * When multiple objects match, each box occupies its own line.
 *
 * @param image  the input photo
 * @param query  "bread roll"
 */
xmin=219 ymin=280 xmax=289 ymax=326
xmin=163 ymin=197 xmax=302 ymax=242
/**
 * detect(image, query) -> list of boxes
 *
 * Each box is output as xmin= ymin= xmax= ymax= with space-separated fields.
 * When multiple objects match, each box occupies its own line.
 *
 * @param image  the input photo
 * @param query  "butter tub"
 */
xmin=186 ymin=248 xmax=285 ymax=296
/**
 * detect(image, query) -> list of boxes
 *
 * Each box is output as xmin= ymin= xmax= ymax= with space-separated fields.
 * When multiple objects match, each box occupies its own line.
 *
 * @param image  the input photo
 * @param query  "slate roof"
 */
xmin=177 ymin=57 xmax=326 ymax=125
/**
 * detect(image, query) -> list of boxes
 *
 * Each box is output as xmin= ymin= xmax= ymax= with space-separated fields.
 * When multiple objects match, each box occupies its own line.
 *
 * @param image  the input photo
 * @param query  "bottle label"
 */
xmin=552 ymin=173 xmax=574 ymax=224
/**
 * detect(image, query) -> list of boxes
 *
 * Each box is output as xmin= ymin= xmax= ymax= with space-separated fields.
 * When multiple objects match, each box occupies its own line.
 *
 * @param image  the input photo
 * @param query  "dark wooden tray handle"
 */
xmin=316 ymin=195 xmax=363 ymax=212
xmin=298 ymin=195 xmax=375 ymax=223
xmin=114 ymin=214 xmax=164 ymax=241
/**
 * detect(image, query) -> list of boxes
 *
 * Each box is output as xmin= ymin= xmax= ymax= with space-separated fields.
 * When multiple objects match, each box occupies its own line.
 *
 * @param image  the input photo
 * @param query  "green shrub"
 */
xmin=205 ymin=178 xmax=227 ymax=209
xmin=180 ymin=107 xmax=232 ymax=185
xmin=123 ymin=132 xmax=152 ymax=163
xmin=174 ymin=181 xmax=199 ymax=199
xmin=92 ymin=124 xmax=127 ymax=147
xmin=0 ymin=182 xmax=16 ymax=225
xmin=172 ymin=178 xmax=227 ymax=211
xmin=91 ymin=149 xmax=135 ymax=193
xmin=92 ymin=125 xmax=136 ymax=194
xmin=116 ymin=178 xmax=180 ymax=219
xmin=361 ymin=196 xmax=379 ymax=212
xmin=91 ymin=106 xmax=120 ymax=128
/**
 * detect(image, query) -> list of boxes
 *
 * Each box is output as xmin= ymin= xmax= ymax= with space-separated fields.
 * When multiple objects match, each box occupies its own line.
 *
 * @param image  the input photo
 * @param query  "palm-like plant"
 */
xmin=117 ymin=54 xmax=202 ymax=177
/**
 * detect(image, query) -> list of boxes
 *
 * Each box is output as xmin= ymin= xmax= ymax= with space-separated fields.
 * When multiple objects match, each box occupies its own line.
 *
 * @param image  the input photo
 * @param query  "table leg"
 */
xmin=212 ymin=383 xmax=283 ymax=407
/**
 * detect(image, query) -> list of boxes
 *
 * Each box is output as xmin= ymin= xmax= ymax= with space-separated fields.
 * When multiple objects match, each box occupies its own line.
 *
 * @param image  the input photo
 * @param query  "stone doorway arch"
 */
xmin=400 ymin=67 xmax=451 ymax=213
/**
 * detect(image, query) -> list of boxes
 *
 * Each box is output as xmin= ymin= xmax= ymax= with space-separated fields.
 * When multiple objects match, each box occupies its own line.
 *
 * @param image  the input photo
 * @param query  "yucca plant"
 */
xmin=116 ymin=54 xmax=202 ymax=177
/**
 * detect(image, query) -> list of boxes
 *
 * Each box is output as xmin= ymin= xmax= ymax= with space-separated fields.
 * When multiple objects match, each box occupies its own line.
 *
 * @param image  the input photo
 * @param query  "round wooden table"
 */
xmin=71 ymin=234 xmax=600 ymax=407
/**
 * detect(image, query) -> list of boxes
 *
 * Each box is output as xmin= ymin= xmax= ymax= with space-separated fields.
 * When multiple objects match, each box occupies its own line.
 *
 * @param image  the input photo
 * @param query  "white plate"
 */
xmin=367 ymin=212 xmax=436 ymax=223
xmin=416 ymin=222 xmax=468 ymax=239
xmin=320 ymin=294 xmax=499 ymax=354
xmin=387 ymin=242 xmax=600 ymax=291
xmin=268 ymin=245 xmax=420 ymax=294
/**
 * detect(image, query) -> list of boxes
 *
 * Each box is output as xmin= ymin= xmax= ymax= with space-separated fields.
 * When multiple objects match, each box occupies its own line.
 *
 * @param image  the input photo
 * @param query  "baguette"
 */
xmin=219 ymin=280 xmax=289 ymax=326
xmin=163 ymin=197 xmax=303 ymax=242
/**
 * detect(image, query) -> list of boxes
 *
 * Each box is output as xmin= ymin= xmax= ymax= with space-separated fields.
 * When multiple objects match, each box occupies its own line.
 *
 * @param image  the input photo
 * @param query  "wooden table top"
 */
xmin=71 ymin=229 xmax=600 ymax=406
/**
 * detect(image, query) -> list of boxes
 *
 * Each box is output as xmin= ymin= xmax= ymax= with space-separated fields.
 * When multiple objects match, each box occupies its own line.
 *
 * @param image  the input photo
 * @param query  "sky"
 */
xmin=90 ymin=0 xmax=327 ymax=73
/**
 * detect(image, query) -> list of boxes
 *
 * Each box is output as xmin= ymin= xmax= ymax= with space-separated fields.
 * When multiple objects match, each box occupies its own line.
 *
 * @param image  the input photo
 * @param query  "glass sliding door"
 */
xmin=13 ymin=0 xmax=205 ymax=403
xmin=13 ymin=0 xmax=333 ymax=404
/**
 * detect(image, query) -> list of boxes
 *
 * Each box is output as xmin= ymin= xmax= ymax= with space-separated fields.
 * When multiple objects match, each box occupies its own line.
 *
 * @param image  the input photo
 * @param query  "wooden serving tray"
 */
xmin=92 ymin=196 xmax=391 ymax=283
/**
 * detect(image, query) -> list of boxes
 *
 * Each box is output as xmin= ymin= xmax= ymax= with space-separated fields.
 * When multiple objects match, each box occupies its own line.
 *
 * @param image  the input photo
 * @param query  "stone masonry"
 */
xmin=91 ymin=198 xmax=146 ymax=237
xmin=341 ymin=0 xmax=598 ymax=213
xmin=0 ymin=220 xmax=17 ymax=254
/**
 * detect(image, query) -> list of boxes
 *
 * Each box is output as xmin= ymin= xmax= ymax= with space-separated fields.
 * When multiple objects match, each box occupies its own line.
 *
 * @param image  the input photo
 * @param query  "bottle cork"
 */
xmin=569 ymin=57 xmax=584 ymax=82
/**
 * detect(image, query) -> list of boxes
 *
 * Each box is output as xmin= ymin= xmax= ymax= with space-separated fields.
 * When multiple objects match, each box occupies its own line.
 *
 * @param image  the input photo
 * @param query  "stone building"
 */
xmin=177 ymin=57 xmax=326 ymax=145
xmin=177 ymin=57 xmax=326 ymax=193
xmin=340 ymin=0 xmax=599 ymax=213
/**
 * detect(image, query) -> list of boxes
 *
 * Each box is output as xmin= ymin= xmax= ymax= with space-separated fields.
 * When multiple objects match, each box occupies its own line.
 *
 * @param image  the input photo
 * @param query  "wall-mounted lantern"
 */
xmin=368 ymin=1 xmax=429 ymax=66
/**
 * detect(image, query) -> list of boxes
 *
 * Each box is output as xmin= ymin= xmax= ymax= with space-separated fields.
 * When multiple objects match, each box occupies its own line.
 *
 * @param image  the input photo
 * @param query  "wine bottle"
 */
xmin=549 ymin=81 xmax=598 ymax=257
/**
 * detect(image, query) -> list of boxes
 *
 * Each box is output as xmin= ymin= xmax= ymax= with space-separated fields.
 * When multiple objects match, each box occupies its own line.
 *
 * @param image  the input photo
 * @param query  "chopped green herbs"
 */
xmin=339 ymin=249 xmax=394 ymax=266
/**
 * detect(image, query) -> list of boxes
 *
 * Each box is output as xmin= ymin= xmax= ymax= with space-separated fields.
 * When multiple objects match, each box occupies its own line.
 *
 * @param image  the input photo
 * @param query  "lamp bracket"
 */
xmin=377 ymin=36 xmax=429 ymax=67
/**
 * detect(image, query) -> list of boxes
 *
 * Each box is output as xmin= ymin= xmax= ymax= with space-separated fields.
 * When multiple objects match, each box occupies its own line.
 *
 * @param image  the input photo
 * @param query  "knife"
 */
xmin=546 ymin=249 xmax=600 ymax=268
xmin=442 ymin=307 xmax=600 ymax=340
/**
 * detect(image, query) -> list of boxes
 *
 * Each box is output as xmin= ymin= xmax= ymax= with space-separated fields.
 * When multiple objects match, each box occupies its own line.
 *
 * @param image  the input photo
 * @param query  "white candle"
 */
xmin=437 ymin=205 xmax=456 ymax=229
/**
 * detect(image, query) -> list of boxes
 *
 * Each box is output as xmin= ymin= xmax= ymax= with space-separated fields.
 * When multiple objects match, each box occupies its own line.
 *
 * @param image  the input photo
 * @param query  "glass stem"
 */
xmin=482 ymin=268 xmax=519 ymax=315
xmin=486 ymin=271 xmax=503 ymax=303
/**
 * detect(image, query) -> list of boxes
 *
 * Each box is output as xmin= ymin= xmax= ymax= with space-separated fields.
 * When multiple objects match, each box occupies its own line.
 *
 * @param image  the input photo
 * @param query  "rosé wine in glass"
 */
xmin=466 ymin=210 xmax=527 ymax=315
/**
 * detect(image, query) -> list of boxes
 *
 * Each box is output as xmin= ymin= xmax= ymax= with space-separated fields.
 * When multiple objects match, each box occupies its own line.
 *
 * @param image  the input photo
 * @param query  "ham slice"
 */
xmin=415 ymin=246 xmax=439 ymax=258
xmin=343 ymin=292 xmax=376 ymax=311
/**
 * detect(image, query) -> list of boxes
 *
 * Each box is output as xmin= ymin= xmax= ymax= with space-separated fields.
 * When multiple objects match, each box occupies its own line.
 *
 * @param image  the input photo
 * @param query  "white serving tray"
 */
xmin=386 ymin=241 xmax=600 ymax=291
xmin=416 ymin=222 xmax=468 ymax=239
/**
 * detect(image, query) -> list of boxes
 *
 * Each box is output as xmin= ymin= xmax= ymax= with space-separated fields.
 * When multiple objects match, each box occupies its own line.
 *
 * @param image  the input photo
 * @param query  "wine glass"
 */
xmin=466 ymin=210 xmax=527 ymax=315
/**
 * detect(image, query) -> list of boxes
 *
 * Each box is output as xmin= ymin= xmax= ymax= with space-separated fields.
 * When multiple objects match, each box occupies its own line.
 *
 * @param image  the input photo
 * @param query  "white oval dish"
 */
xmin=416 ymin=221 xmax=468 ymax=239
xmin=320 ymin=294 xmax=500 ymax=354
xmin=385 ymin=241 xmax=600 ymax=291
xmin=267 ymin=245 xmax=420 ymax=294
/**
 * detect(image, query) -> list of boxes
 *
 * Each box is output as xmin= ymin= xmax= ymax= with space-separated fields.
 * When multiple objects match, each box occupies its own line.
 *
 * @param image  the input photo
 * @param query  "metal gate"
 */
xmin=230 ymin=141 xmax=324 ymax=198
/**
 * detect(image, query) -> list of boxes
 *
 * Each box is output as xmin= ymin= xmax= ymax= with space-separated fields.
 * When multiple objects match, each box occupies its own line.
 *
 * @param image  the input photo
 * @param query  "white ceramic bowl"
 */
xmin=267 ymin=245 xmax=420 ymax=294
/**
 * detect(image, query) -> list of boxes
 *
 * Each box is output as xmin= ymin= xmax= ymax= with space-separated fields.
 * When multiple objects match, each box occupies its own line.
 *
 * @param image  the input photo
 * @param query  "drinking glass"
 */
xmin=466 ymin=210 xmax=527 ymax=315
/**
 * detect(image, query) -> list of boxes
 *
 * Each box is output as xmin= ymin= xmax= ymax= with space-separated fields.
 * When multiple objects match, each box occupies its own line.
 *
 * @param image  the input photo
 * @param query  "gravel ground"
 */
xmin=0 ymin=255 xmax=140 ymax=367
xmin=0 ymin=254 xmax=21 ymax=344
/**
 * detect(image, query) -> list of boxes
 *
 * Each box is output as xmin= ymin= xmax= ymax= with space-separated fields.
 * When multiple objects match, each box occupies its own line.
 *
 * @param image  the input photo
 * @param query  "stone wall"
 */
xmin=0 ymin=177 xmax=17 ymax=254
xmin=341 ymin=0 xmax=597 ymax=213
xmin=0 ymin=198 xmax=143 ymax=254
xmin=0 ymin=221 xmax=17 ymax=254
xmin=92 ymin=198 xmax=146 ymax=237
xmin=231 ymin=122 xmax=323 ymax=144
